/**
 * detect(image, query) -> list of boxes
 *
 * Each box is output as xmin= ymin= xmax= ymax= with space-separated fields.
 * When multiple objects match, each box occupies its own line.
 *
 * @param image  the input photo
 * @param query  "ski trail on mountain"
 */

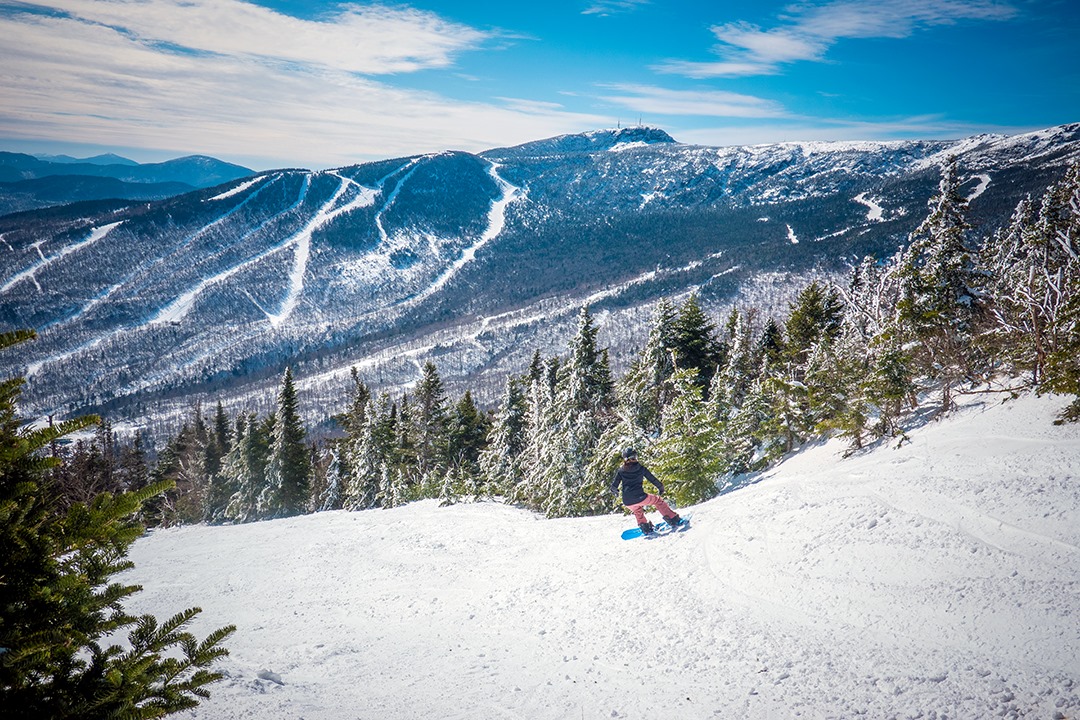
xmin=374 ymin=158 xmax=424 ymax=246
xmin=853 ymin=192 xmax=884 ymax=221
xmin=208 ymin=175 xmax=268 ymax=202
xmin=403 ymin=161 xmax=521 ymax=307
xmin=47 ymin=176 xmax=285 ymax=330
xmin=967 ymin=174 xmax=991 ymax=201
xmin=26 ymin=173 xmax=380 ymax=375
xmin=265 ymin=172 xmax=378 ymax=328
xmin=1 ymin=222 xmax=122 ymax=294
xmin=149 ymin=174 xmax=314 ymax=326
xmin=26 ymin=178 xmax=307 ymax=375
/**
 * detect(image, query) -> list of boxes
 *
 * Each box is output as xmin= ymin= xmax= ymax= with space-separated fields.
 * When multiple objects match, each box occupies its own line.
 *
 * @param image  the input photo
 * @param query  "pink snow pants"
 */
xmin=625 ymin=494 xmax=677 ymax=524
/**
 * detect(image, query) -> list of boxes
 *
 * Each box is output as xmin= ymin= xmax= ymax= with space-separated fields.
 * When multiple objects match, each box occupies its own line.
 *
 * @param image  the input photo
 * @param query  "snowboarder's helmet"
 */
xmin=621 ymin=447 xmax=637 ymax=460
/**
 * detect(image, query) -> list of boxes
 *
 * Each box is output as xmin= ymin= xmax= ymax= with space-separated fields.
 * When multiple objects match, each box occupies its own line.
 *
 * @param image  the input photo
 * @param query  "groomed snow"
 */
xmin=0 ymin=221 xmax=122 ymax=294
xmin=853 ymin=192 xmax=885 ymax=222
xmin=124 ymin=392 xmax=1080 ymax=720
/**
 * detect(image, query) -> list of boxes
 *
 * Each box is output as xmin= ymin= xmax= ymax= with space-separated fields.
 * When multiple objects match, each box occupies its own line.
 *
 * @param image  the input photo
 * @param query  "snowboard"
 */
xmin=620 ymin=515 xmax=691 ymax=540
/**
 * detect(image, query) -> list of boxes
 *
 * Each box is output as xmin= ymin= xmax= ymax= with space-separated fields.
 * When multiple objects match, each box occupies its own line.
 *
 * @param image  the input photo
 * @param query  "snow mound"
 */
xmin=124 ymin=392 xmax=1080 ymax=719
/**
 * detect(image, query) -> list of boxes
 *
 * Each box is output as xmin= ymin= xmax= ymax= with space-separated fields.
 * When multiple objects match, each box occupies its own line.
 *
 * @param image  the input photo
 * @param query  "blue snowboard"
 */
xmin=620 ymin=515 xmax=691 ymax=540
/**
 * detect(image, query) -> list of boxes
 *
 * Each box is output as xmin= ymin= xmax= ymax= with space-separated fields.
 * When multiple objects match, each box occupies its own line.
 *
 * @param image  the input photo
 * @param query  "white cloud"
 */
xmin=17 ymin=0 xmax=489 ymax=74
xmin=582 ymin=0 xmax=651 ymax=16
xmin=0 ymin=2 xmax=609 ymax=168
xmin=658 ymin=0 xmax=1018 ymax=78
xmin=599 ymin=84 xmax=788 ymax=118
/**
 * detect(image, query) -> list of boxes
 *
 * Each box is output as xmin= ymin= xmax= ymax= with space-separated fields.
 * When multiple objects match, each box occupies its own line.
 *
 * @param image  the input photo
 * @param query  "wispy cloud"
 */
xmin=599 ymin=84 xmax=788 ymax=118
xmin=657 ymin=0 xmax=1019 ymax=78
xmin=0 ymin=1 xmax=608 ymax=167
xmin=582 ymin=0 xmax=650 ymax=17
xmin=14 ymin=0 xmax=490 ymax=74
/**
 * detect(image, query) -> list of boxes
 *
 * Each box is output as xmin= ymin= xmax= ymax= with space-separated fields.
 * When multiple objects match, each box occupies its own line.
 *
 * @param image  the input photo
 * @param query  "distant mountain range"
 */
xmin=0 ymin=152 xmax=254 ymax=215
xmin=1 ymin=124 xmax=1078 ymax=436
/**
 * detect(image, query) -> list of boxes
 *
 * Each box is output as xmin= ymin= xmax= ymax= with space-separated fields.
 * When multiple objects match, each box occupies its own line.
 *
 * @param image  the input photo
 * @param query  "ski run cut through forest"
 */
xmin=122 ymin=390 xmax=1080 ymax=720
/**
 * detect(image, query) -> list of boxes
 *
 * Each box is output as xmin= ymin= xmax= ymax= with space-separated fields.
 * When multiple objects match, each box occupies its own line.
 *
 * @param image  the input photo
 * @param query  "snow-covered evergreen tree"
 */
xmin=618 ymin=297 xmax=677 ymax=436
xmin=671 ymin=294 xmax=725 ymax=392
xmin=315 ymin=443 xmax=344 ymax=512
xmin=223 ymin=413 xmax=268 ymax=523
xmin=411 ymin=362 xmax=450 ymax=498
xmin=447 ymin=390 xmax=489 ymax=500
xmin=896 ymin=156 xmax=985 ymax=410
xmin=479 ymin=377 xmax=528 ymax=498
xmin=258 ymin=368 xmax=310 ymax=519
xmin=344 ymin=395 xmax=394 ymax=511
xmin=784 ymin=281 xmax=843 ymax=371
xmin=649 ymin=367 xmax=725 ymax=506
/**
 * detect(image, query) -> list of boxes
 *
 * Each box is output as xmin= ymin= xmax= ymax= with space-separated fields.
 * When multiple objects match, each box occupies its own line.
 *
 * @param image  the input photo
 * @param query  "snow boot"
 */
xmin=638 ymin=521 xmax=655 ymax=535
xmin=666 ymin=514 xmax=683 ymax=527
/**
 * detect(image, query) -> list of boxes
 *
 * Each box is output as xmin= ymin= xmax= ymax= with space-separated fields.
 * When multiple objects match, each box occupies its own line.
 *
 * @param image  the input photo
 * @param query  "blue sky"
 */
xmin=1 ymin=0 xmax=1077 ymax=169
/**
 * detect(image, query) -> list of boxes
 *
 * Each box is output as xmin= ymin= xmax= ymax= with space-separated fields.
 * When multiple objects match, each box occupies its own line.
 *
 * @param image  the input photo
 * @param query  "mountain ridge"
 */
xmin=0 ymin=151 xmax=255 ymax=213
xmin=1 ymin=123 xmax=1078 ymax=435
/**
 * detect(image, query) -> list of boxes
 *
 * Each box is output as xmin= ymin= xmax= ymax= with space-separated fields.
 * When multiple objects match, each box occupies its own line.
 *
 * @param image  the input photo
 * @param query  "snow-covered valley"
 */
xmin=124 ymin=391 xmax=1080 ymax=719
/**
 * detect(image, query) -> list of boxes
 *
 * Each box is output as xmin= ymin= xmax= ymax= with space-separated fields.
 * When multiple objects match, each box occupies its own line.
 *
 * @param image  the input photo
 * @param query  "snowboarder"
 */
xmin=609 ymin=448 xmax=682 ymax=535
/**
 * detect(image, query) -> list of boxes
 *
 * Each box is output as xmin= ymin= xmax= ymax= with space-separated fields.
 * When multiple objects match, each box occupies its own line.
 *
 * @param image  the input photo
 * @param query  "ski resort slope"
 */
xmin=124 ymin=392 xmax=1080 ymax=720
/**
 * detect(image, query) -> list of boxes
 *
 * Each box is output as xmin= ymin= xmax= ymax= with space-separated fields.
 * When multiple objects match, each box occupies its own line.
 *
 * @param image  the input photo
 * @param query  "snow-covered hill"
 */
xmin=123 ymin=391 xmax=1080 ymax=719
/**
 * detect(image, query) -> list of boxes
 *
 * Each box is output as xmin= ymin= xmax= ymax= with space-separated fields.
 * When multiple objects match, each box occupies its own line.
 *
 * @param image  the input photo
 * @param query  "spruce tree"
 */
xmin=618 ymin=297 xmax=677 ymax=436
xmin=479 ymin=377 xmax=528 ymax=498
xmin=318 ymin=443 xmax=346 ymax=512
xmin=540 ymin=307 xmax=617 ymax=517
xmin=896 ymin=156 xmax=984 ymax=410
xmin=411 ymin=362 xmax=450 ymax=497
xmin=649 ymin=367 xmax=725 ymax=506
xmin=447 ymin=391 xmax=490 ymax=499
xmin=0 ymin=329 xmax=235 ymax=718
xmin=671 ymin=295 xmax=725 ymax=392
xmin=223 ymin=414 xmax=269 ymax=523
xmin=345 ymin=395 xmax=395 ymax=510
xmin=517 ymin=356 xmax=559 ymax=510
xmin=259 ymin=368 xmax=311 ymax=518
xmin=784 ymin=281 xmax=843 ymax=370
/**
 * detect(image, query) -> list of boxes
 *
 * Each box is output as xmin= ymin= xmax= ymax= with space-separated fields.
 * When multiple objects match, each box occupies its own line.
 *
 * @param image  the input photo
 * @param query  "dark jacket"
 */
xmin=610 ymin=460 xmax=664 ymax=505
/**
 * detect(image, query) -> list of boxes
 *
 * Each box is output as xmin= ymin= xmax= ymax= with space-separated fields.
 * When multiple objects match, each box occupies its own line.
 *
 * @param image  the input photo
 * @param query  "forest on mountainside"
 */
xmin=28 ymin=158 xmax=1080 ymax=526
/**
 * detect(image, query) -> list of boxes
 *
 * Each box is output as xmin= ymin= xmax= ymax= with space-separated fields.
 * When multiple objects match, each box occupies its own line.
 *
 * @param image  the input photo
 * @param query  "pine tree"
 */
xmin=479 ymin=377 xmax=528 ymax=498
xmin=0 ymin=329 xmax=235 ymax=718
xmin=649 ymin=367 xmax=725 ymax=506
xmin=345 ymin=395 xmax=395 ymax=510
xmin=671 ymin=294 xmax=725 ymax=392
xmin=784 ymin=281 xmax=843 ymax=370
xmin=203 ymin=401 xmax=230 ymax=481
xmin=757 ymin=369 xmax=811 ymax=459
xmin=822 ymin=329 xmax=874 ymax=451
xmin=517 ymin=356 xmax=560 ymax=509
xmin=540 ymin=307 xmax=617 ymax=517
xmin=411 ymin=362 xmax=450 ymax=498
xmin=221 ymin=415 xmax=255 ymax=523
xmin=318 ymin=443 xmax=346 ymax=511
xmin=447 ymin=391 xmax=490 ymax=500
xmin=618 ymin=297 xmax=677 ymax=436
xmin=896 ymin=156 xmax=985 ymax=410
xmin=259 ymin=368 xmax=311 ymax=518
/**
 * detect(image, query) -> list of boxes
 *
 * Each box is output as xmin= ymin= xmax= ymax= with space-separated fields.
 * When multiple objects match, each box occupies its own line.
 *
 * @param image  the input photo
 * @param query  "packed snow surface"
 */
xmin=124 ymin=392 xmax=1080 ymax=719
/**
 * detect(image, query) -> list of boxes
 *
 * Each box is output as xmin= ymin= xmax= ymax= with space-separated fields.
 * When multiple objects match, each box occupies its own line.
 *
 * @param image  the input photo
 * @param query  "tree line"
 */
xmin=41 ymin=158 xmax=1080 ymax=526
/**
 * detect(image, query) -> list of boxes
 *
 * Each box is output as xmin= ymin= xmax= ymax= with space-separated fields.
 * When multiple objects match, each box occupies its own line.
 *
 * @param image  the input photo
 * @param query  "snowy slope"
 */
xmin=123 ymin=391 xmax=1080 ymax=720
